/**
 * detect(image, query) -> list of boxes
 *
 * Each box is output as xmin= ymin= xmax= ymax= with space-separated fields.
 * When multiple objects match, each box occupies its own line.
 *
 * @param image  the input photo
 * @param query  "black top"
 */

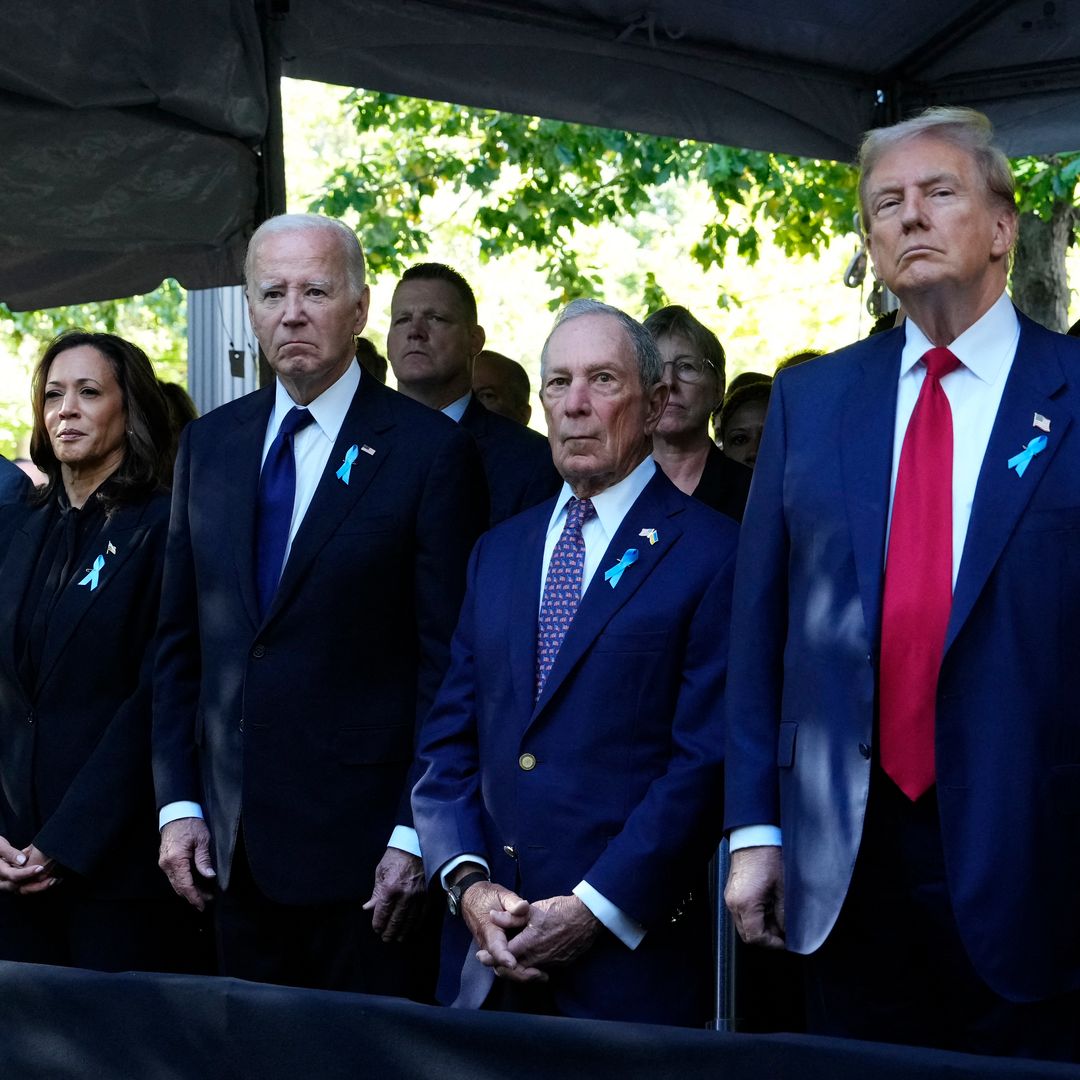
xmin=691 ymin=444 xmax=752 ymax=522
xmin=17 ymin=485 xmax=112 ymax=691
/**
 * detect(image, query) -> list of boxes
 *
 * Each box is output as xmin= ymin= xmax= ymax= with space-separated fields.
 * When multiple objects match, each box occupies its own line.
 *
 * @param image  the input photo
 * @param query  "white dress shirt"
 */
xmin=441 ymin=391 xmax=471 ymax=423
xmin=442 ymin=456 xmax=656 ymax=950
xmin=731 ymin=292 xmax=1020 ymax=854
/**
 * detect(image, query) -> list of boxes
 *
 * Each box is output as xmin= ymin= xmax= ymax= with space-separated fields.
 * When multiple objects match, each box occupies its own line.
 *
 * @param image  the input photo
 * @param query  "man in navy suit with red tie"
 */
xmin=724 ymin=107 xmax=1080 ymax=1060
xmin=152 ymin=214 xmax=487 ymax=992
xmin=412 ymin=300 xmax=738 ymax=1026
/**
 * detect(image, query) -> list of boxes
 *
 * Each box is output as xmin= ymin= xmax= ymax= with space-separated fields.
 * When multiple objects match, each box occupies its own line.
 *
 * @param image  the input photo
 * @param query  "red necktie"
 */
xmin=879 ymin=347 xmax=960 ymax=801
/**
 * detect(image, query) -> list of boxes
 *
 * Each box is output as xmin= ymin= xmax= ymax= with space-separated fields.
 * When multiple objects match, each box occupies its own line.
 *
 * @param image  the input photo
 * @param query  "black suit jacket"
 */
xmin=459 ymin=395 xmax=560 ymax=525
xmin=153 ymin=374 xmax=488 ymax=906
xmin=0 ymin=493 xmax=171 ymax=898
xmin=692 ymin=444 xmax=752 ymax=522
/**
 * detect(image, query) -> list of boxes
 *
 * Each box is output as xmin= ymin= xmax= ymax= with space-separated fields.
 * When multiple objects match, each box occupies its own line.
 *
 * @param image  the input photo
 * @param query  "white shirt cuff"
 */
xmin=574 ymin=880 xmax=646 ymax=950
xmin=388 ymin=825 xmax=422 ymax=858
xmin=438 ymin=853 xmax=491 ymax=890
xmin=729 ymin=825 xmax=783 ymax=851
xmin=159 ymin=801 xmax=204 ymax=831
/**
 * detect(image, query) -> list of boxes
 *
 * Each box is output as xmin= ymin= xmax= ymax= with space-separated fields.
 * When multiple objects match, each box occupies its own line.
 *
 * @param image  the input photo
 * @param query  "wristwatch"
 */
xmin=446 ymin=870 xmax=489 ymax=916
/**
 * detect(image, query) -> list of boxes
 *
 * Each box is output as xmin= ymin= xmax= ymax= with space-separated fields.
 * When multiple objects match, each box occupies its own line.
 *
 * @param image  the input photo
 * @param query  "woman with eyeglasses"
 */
xmin=644 ymin=305 xmax=751 ymax=522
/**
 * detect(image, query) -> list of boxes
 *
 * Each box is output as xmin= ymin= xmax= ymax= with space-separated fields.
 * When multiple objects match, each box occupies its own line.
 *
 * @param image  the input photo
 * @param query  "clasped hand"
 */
xmin=0 ymin=836 xmax=59 ymax=895
xmin=463 ymin=883 xmax=600 ymax=983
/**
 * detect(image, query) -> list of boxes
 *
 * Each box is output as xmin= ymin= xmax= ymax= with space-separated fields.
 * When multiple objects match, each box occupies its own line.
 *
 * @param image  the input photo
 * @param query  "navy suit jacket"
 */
xmin=459 ymin=395 xmax=560 ymax=526
xmin=0 ymin=456 xmax=30 ymax=505
xmin=0 ymin=493 xmax=172 ymax=898
xmin=413 ymin=468 xmax=738 ymax=1024
xmin=724 ymin=312 xmax=1080 ymax=1002
xmin=153 ymin=374 xmax=488 ymax=906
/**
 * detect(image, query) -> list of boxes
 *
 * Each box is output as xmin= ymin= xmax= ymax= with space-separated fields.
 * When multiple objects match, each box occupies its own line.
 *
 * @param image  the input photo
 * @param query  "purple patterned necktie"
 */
xmin=536 ymin=496 xmax=596 ymax=699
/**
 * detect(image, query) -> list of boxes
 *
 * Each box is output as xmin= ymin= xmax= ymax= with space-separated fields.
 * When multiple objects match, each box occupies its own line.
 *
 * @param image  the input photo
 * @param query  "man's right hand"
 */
xmin=460 ymin=880 xmax=542 ymax=982
xmin=724 ymin=845 xmax=786 ymax=949
xmin=158 ymin=817 xmax=216 ymax=911
xmin=0 ymin=835 xmax=53 ymax=894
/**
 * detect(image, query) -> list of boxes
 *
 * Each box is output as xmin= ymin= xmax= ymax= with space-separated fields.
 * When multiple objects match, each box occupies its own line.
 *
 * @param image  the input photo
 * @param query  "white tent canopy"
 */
xmin=3 ymin=0 xmax=1079 ymax=310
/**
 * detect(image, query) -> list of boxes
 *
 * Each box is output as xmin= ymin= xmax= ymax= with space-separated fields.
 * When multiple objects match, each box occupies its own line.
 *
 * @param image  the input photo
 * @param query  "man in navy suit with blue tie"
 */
xmin=152 ymin=214 xmax=487 ymax=992
xmin=412 ymin=300 xmax=738 ymax=1025
xmin=724 ymin=107 xmax=1080 ymax=1060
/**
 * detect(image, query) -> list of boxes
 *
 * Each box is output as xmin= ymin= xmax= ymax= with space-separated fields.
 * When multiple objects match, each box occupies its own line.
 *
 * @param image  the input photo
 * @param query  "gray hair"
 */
xmin=244 ymin=214 xmax=367 ymax=300
xmin=540 ymin=299 xmax=663 ymax=389
xmin=858 ymin=106 xmax=1017 ymax=228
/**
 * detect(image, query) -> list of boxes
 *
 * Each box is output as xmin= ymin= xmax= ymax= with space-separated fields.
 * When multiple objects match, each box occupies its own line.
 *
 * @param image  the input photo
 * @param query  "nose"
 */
xmin=562 ymin=376 xmax=591 ymax=415
xmin=57 ymin=392 xmax=79 ymax=418
xmin=659 ymin=361 xmax=678 ymax=388
xmin=406 ymin=314 xmax=426 ymax=340
xmin=282 ymin=290 xmax=306 ymax=324
xmin=899 ymin=190 xmax=927 ymax=230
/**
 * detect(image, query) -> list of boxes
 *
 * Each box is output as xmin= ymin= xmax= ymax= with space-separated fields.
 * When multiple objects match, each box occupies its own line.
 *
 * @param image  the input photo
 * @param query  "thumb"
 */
xmin=194 ymin=833 xmax=216 ymax=878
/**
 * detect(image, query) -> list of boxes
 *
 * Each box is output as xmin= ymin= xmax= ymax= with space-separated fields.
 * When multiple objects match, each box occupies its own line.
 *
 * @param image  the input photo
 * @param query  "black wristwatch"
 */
xmin=446 ymin=871 xmax=489 ymax=916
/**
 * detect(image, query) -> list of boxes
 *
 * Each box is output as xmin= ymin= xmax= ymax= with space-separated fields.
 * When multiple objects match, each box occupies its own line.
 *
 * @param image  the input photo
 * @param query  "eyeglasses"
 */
xmin=660 ymin=356 xmax=717 ymax=384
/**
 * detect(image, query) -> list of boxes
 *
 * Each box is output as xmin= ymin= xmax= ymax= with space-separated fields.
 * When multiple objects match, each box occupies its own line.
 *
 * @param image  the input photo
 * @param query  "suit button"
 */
xmin=503 ymin=845 xmax=517 ymax=859
xmin=239 ymin=718 xmax=244 ymax=732
xmin=518 ymin=753 xmax=537 ymax=771
xmin=252 ymin=644 xmax=266 ymax=658
xmin=858 ymin=742 xmax=871 ymax=759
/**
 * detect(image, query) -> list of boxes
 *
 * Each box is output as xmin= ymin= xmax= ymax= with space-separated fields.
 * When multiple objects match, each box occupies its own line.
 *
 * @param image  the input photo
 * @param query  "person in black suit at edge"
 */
xmin=153 ymin=215 xmax=488 ymax=994
xmin=0 ymin=331 xmax=208 ymax=973
xmin=387 ymin=263 xmax=560 ymax=525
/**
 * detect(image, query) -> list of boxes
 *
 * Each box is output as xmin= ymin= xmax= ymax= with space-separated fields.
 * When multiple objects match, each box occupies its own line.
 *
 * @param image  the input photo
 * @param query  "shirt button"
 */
xmin=518 ymin=753 xmax=537 ymax=771
xmin=252 ymin=644 xmax=266 ymax=658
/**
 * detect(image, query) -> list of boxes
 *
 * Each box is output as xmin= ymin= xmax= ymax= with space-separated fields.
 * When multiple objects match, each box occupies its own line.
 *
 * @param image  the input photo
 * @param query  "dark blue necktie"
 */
xmin=255 ymin=406 xmax=315 ymax=618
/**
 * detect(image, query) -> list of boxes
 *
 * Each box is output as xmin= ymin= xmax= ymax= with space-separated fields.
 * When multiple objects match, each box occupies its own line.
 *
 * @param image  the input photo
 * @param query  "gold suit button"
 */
xmin=518 ymin=753 xmax=537 ymax=771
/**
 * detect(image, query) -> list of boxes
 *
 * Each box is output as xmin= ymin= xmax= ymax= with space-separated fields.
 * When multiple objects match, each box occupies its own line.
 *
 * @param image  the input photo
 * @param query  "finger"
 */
xmin=495 ymin=963 xmax=548 ymax=984
xmin=0 ymin=839 xmax=28 ymax=868
xmin=166 ymin=864 xmax=206 ymax=911
xmin=477 ymin=925 xmax=517 ymax=970
xmin=489 ymin=907 xmax=530 ymax=932
xmin=16 ymin=876 xmax=59 ymax=896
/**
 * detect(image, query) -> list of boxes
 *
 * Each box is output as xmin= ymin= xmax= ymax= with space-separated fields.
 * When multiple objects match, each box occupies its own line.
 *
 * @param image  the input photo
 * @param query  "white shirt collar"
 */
xmin=901 ymin=291 xmax=1018 ymax=386
xmin=270 ymin=359 xmax=361 ymax=443
xmin=441 ymin=391 xmax=472 ymax=424
xmin=547 ymin=455 xmax=656 ymax=538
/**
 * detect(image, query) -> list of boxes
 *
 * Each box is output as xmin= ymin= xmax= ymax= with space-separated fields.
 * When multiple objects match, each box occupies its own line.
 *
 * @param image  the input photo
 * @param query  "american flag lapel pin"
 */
xmin=360 ymin=444 xmax=376 ymax=456
xmin=106 ymin=541 xmax=117 ymax=555
xmin=1033 ymin=413 xmax=1051 ymax=433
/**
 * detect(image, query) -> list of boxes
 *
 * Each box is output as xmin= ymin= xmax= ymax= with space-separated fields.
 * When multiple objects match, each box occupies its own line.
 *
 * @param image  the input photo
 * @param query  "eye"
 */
xmin=44 ymin=389 xmax=62 ymax=400
xmin=594 ymin=372 xmax=614 ymax=384
xmin=676 ymin=361 xmax=697 ymax=376
xmin=262 ymin=288 xmax=283 ymax=300
xmin=80 ymin=387 xmax=100 ymax=397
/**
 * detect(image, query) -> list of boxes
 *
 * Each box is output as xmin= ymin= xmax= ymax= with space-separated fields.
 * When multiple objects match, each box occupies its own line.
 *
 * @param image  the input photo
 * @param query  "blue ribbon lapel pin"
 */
xmin=604 ymin=548 xmax=639 ymax=589
xmin=336 ymin=445 xmax=360 ymax=484
xmin=79 ymin=553 xmax=106 ymax=591
xmin=1008 ymin=434 xmax=1048 ymax=477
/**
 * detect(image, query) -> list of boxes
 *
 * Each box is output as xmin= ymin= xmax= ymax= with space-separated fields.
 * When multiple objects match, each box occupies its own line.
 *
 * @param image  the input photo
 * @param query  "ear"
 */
xmin=991 ymin=207 xmax=1019 ymax=260
xmin=643 ymin=381 xmax=670 ymax=437
xmin=470 ymin=323 xmax=487 ymax=357
xmin=352 ymin=285 xmax=371 ymax=335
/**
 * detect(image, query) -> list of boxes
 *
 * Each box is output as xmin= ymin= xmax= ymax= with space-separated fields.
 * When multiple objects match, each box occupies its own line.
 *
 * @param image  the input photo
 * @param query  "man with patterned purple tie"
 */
xmin=412 ymin=300 xmax=739 ymax=1026
xmin=724 ymin=108 xmax=1080 ymax=1060
xmin=152 ymin=214 xmax=487 ymax=993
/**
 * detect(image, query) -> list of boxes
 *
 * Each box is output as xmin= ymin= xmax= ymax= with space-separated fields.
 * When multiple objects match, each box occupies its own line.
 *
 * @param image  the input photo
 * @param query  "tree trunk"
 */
xmin=1010 ymin=202 xmax=1075 ymax=332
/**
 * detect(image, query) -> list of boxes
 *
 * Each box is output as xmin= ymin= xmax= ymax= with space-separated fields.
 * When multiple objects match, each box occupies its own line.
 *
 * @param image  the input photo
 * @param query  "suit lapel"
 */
xmin=840 ymin=331 xmax=902 ymax=650
xmin=267 ymin=377 xmax=394 ymax=620
xmin=226 ymin=387 xmax=275 ymax=628
xmin=34 ymin=502 xmax=149 ymax=690
xmin=530 ymin=471 xmax=683 ymax=720
xmin=507 ymin=507 xmax=549 ymax=714
xmin=946 ymin=317 xmax=1070 ymax=651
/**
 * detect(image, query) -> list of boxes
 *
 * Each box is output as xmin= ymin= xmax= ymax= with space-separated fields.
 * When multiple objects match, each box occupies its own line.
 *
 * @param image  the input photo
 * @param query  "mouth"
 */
xmin=56 ymin=430 xmax=85 ymax=441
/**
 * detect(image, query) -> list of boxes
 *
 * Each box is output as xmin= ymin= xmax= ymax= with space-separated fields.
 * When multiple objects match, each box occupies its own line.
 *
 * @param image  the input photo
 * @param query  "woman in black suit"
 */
xmin=0 ymin=330 xmax=207 ymax=972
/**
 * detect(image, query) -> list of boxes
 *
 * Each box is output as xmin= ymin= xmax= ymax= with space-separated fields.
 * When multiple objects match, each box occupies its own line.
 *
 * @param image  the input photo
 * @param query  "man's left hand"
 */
xmin=498 ymin=894 xmax=600 ymax=980
xmin=14 ymin=844 xmax=59 ymax=896
xmin=363 ymin=847 xmax=427 ymax=942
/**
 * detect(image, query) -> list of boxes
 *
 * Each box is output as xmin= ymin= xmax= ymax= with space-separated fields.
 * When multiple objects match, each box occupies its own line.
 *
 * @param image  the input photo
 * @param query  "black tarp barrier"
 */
xmin=1 ymin=961 xmax=1078 ymax=1080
